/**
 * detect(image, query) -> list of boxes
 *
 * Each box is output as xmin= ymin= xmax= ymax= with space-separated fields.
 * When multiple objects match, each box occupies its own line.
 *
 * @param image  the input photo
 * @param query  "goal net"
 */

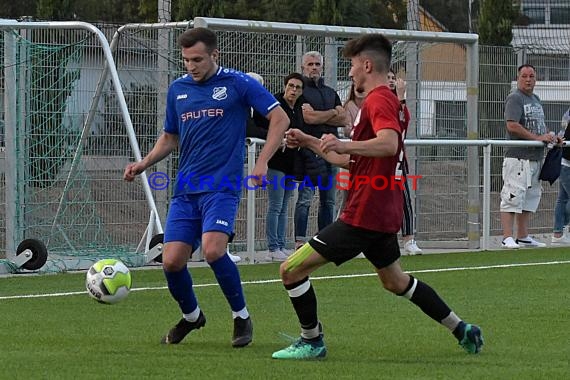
xmin=0 ymin=21 xmax=161 ymax=273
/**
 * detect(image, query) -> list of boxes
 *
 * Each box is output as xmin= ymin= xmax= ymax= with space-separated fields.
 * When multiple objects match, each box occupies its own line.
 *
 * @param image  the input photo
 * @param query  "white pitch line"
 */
xmin=1 ymin=259 xmax=569 ymax=301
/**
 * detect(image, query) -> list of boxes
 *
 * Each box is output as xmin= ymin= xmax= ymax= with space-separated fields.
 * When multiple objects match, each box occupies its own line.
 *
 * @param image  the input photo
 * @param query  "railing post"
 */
xmin=482 ymin=143 xmax=491 ymax=250
xmin=246 ymin=141 xmax=257 ymax=264
xmin=466 ymin=39 xmax=480 ymax=250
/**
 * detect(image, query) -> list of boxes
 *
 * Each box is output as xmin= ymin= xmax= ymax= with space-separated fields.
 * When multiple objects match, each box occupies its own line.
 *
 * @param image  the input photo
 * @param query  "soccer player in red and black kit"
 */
xmin=272 ymin=33 xmax=483 ymax=360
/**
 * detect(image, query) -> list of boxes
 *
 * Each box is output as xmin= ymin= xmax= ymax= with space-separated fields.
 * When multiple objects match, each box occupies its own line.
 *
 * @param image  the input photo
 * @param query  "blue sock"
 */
xmin=164 ymin=268 xmax=198 ymax=314
xmin=209 ymin=253 xmax=246 ymax=312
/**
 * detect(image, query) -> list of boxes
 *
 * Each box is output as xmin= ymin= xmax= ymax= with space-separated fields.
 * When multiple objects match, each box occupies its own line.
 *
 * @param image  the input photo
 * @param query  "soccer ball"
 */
xmin=86 ymin=259 xmax=132 ymax=304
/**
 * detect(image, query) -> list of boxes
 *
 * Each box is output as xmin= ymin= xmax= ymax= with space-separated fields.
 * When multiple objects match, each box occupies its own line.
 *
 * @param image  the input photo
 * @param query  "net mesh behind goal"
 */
xmin=1 ymin=25 xmax=156 ymax=273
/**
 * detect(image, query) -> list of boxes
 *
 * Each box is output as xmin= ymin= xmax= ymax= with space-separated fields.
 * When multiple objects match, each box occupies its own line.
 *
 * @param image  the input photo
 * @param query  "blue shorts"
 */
xmin=164 ymin=192 xmax=240 ymax=251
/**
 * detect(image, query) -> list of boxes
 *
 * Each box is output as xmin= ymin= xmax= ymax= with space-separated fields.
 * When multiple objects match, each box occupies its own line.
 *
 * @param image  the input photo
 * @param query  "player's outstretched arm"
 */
xmin=286 ymin=129 xmax=350 ymax=169
xmin=123 ymin=132 xmax=179 ymax=182
xmin=336 ymin=128 xmax=399 ymax=158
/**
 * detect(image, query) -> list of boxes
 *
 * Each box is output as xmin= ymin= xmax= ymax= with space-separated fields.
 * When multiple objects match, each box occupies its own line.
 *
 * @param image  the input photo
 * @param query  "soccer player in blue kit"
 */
xmin=124 ymin=27 xmax=290 ymax=347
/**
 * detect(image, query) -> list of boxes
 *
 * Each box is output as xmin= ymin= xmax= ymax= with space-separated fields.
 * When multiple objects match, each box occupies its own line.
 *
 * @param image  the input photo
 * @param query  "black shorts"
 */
xmin=308 ymin=220 xmax=401 ymax=269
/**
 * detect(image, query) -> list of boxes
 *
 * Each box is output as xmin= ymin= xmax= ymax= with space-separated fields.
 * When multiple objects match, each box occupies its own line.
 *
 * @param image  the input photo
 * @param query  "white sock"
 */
xmin=183 ymin=306 xmax=201 ymax=322
xmin=232 ymin=307 xmax=249 ymax=320
xmin=441 ymin=311 xmax=461 ymax=332
xmin=301 ymin=323 xmax=321 ymax=340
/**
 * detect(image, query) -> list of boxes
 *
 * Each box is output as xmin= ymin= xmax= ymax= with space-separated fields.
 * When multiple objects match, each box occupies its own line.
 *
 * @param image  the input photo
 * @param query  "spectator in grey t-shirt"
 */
xmin=500 ymin=64 xmax=561 ymax=249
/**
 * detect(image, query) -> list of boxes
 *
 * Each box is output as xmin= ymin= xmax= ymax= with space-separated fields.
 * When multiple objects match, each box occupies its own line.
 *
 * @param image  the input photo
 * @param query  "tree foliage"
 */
xmin=308 ymin=0 xmax=344 ymax=25
xmin=1 ymin=0 xmax=407 ymax=28
xmin=37 ymin=0 xmax=76 ymax=20
xmin=0 ymin=0 xmax=38 ymax=19
xmin=477 ymin=0 xmax=517 ymax=46
xmin=174 ymin=0 xmax=225 ymax=20
xmin=33 ymin=0 xmax=156 ymax=22
xmin=419 ymin=0 xmax=472 ymax=32
xmin=369 ymin=0 xmax=407 ymax=29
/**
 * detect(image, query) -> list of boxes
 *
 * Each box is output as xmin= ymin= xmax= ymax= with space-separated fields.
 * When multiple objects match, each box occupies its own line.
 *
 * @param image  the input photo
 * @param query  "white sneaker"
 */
xmin=551 ymin=235 xmax=570 ymax=245
xmin=515 ymin=236 xmax=546 ymax=248
xmin=280 ymin=248 xmax=293 ymax=257
xmin=264 ymin=250 xmax=288 ymax=262
xmin=501 ymin=237 xmax=520 ymax=249
xmin=403 ymin=240 xmax=423 ymax=255
xmin=227 ymin=251 xmax=242 ymax=263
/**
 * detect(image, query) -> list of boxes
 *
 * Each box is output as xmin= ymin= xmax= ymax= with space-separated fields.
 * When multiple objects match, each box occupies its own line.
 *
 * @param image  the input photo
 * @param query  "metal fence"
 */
xmin=106 ymin=17 xmax=481 ymax=259
xmin=1 ymin=18 xmax=569 ymax=271
xmin=0 ymin=20 xmax=160 ymax=272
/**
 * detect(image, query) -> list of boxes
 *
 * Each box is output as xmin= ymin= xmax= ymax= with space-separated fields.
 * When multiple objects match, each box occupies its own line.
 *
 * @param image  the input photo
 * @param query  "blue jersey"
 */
xmin=164 ymin=67 xmax=280 ymax=196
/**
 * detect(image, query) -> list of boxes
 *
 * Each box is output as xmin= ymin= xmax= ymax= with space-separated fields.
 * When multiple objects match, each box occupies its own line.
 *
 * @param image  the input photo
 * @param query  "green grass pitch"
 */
xmin=1 ymin=248 xmax=568 ymax=379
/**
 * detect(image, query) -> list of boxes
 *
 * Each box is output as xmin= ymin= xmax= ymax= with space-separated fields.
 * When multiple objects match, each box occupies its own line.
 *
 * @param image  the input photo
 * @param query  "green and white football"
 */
xmin=86 ymin=259 xmax=132 ymax=304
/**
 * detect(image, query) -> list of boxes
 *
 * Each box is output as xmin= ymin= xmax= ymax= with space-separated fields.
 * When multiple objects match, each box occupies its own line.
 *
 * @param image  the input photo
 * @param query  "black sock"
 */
xmin=399 ymin=275 xmax=452 ymax=323
xmin=452 ymin=321 xmax=466 ymax=340
xmin=285 ymin=277 xmax=318 ymax=331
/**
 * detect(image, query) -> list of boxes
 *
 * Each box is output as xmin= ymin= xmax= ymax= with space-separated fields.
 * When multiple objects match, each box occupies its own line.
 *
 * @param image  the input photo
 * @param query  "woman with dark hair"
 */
xmin=247 ymin=73 xmax=307 ymax=261
xmin=342 ymin=83 xmax=366 ymax=138
xmin=388 ymin=69 xmax=422 ymax=255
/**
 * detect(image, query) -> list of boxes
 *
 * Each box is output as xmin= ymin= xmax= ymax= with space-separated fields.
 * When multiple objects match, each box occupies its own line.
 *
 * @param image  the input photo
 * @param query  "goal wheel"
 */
xmin=149 ymin=233 xmax=164 ymax=263
xmin=16 ymin=239 xmax=48 ymax=270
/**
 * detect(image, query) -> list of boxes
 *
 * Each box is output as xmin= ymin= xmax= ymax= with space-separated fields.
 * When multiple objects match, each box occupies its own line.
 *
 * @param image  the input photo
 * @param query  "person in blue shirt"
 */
xmin=123 ymin=27 xmax=289 ymax=347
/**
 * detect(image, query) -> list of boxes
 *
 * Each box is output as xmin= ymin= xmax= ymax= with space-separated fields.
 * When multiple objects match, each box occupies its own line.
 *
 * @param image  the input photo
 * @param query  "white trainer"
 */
xmin=227 ymin=251 xmax=242 ymax=263
xmin=264 ymin=250 xmax=288 ymax=262
xmin=551 ymin=235 xmax=570 ymax=245
xmin=516 ymin=236 xmax=546 ymax=248
xmin=280 ymin=248 xmax=293 ymax=257
xmin=403 ymin=239 xmax=423 ymax=255
xmin=501 ymin=237 xmax=520 ymax=249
